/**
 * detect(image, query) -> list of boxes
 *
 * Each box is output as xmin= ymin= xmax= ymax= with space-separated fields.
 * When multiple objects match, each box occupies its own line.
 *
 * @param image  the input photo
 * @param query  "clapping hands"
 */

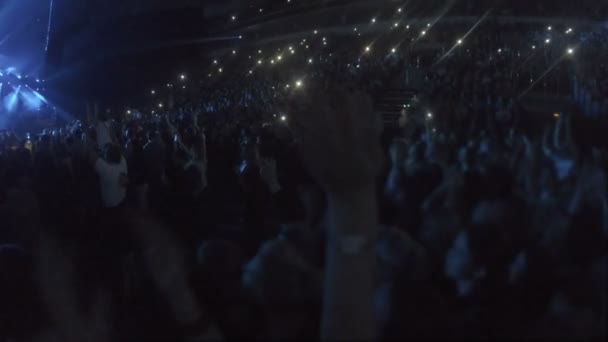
xmin=285 ymin=83 xmax=383 ymax=195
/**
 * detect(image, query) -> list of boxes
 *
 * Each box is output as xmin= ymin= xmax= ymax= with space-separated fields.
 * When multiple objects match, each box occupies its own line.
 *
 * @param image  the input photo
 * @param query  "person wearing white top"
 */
xmin=94 ymin=150 xmax=128 ymax=208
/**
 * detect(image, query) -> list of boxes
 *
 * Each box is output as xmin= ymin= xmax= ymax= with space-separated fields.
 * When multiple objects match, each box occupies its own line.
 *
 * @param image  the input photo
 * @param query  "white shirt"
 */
xmin=95 ymin=157 xmax=128 ymax=208
xmin=95 ymin=121 xmax=113 ymax=148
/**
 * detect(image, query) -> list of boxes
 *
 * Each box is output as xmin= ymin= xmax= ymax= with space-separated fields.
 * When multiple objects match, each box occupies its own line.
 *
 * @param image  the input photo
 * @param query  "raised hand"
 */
xmin=286 ymin=83 xmax=383 ymax=196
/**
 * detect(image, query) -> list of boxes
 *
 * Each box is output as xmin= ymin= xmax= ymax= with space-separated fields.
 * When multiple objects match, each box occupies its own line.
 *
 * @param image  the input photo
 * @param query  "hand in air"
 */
xmin=286 ymin=82 xmax=383 ymax=195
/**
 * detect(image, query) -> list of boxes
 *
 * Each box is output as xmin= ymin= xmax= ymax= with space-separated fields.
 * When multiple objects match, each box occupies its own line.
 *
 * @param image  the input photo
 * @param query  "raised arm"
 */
xmin=288 ymin=83 xmax=383 ymax=340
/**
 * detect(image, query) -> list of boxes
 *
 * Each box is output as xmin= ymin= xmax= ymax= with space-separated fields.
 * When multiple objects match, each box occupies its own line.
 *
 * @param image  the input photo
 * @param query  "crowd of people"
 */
xmin=0 ymin=12 xmax=607 ymax=342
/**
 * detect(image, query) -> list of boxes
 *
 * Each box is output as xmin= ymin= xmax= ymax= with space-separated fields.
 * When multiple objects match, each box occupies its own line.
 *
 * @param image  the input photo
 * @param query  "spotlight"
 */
xmin=231 ymin=15 xmax=236 ymax=21
xmin=218 ymin=68 xmax=223 ymax=73
xmin=213 ymin=60 xmax=218 ymax=64
xmin=365 ymin=46 xmax=371 ymax=52
xmin=271 ymin=59 xmax=275 ymax=64
xmin=308 ymin=58 xmax=313 ymax=64
xmin=158 ymin=103 xmax=163 ymax=108
xmin=281 ymin=115 xmax=287 ymax=122
xmin=427 ymin=23 xmax=431 ymax=27
xmin=314 ymin=30 xmax=318 ymax=34
xmin=421 ymin=30 xmax=426 ymax=35
xmin=406 ymin=25 xmax=410 ymax=29
xmin=457 ymin=39 xmax=463 ymax=45
xmin=258 ymin=60 xmax=263 ymax=65
xmin=498 ymin=48 xmax=502 ymax=53
xmin=151 ymin=90 xmax=156 ymax=95
xmin=532 ymin=45 xmax=536 ymax=49
xmin=427 ymin=112 xmax=433 ymax=118
xmin=545 ymin=39 xmax=551 ymax=44
xmin=391 ymin=48 xmax=397 ymax=53
xmin=258 ymin=50 xmax=262 ymax=54
xmin=547 ymin=26 xmax=552 ymax=31
xmin=371 ymin=18 xmax=376 ymax=23
xmin=567 ymin=48 xmax=574 ymax=55
xmin=232 ymin=50 xmax=237 ymax=55
xmin=277 ymin=55 xmax=283 ymax=61
xmin=394 ymin=22 xmax=399 ymax=28
xmin=397 ymin=8 xmax=402 ymax=13
xmin=127 ymin=110 xmax=131 ymax=114
xmin=180 ymin=74 xmax=186 ymax=80
xmin=295 ymin=80 xmax=303 ymax=88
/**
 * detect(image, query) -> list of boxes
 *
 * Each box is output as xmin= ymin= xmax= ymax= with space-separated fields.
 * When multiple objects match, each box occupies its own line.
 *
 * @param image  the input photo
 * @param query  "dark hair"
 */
xmin=104 ymin=144 xmax=122 ymax=164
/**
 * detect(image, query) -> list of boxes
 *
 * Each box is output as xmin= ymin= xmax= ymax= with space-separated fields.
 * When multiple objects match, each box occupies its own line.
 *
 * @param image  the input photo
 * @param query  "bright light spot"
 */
xmin=427 ymin=23 xmax=431 ymax=27
xmin=566 ymin=28 xmax=573 ymax=34
xmin=547 ymin=26 xmax=552 ymax=31
xmin=231 ymin=15 xmax=236 ymax=21
xmin=553 ymin=113 xmax=560 ymax=118
xmin=232 ymin=50 xmax=237 ymax=54
xmin=322 ymin=37 xmax=326 ymax=41
xmin=323 ymin=42 xmax=327 ymax=46
xmin=457 ymin=39 xmax=463 ymax=45
xmin=166 ymin=83 xmax=171 ymax=87
xmin=356 ymin=64 xmax=360 ymax=68
xmin=427 ymin=112 xmax=433 ymax=118
xmin=545 ymin=39 xmax=551 ymax=44
xmin=281 ymin=115 xmax=287 ymax=121
xmin=291 ymin=49 xmax=295 ymax=54
xmin=498 ymin=48 xmax=502 ymax=53
xmin=271 ymin=59 xmax=275 ymax=64
xmin=249 ymin=70 xmax=253 ymax=74
xmin=397 ymin=8 xmax=402 ymax=13
xmin=371 ymin=18 xmax=376 ymax=23
xmin=158 ymin=103 xmax=163 ymax=108
xmin=238 ymin=35 xmax=243 ymax=39
xmin=365 ymin=46 xmax=371 ymax=52
xmin=406 ymin=25 xmax=410 ymax=29
xmin=213 ymin=60 xmax=218 ymax=64
xmin=532 ymin=45 xmax=536 ymax=49
xmin=218 ymin=68 xmax=223 ymax=73
xmin=277 ymin=55 xmax=283 ymax=60
xmin=391 ymin=48 xmax=397 ymax=53
xmin=259 ymin=8 xmax=263 ymax=13
xmin=127 ymin=110 xmax=131 ymax=114
xmin=208 ymin=74 xmax=212 ymax=77
xmin=295 ymin=80 xmax=303 ymax=88
xmin=180 ymin=74 xmax=186 ymax=80
xmin=567 ymin=48 xmax=574 ymax=55
xmin=285 ymin=84 xmax=290 ymax=89
xmin=182 ymin=85 xmax=186 ymax=89
xmin=288 ymin=46 xmax=293 ymax=50
xmin=421 ymin=30 xmax=426 ymax=35
xmin=151 ymin=90 xmax=156 ymax=95
xmin=314 ymin=30 xmax=318 ymax=34
xmin=354 ymin=27 xmax=358 ymax=31
xmin=308 ymin=58 xmax=313 ymax=64
xmin=394 ymin=22 xmax=399 ymax=27
xmin=258 ymin=60 xmax=263 ymax=65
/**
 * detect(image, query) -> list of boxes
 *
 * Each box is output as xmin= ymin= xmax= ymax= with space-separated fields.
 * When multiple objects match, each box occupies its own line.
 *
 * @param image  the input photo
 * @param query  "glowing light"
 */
xmin=532 ymin=45 xmax=536 ymax=49
xmin=281 ymin=115 xmax=287 ymax=121
xmin=258 ymin=50 xmax=262 ymax=54
xmin=295 ymin=80 xmax=303 ymax=88
xmin=259 ymin=8 xmax=263 ymax=13
xmin=258 ymin=60 xmax=263 ymax=65
xmin=498 ymin=48 xmax=502 ymax=53
xmin=354 ymin=27 xmax=358 ymax=31
xmin=567 ymin=48 xmax=574 ymax=55
xmin=323 ymin=42 xmax=327 ymax=46
xmin=397 ymin=8 xmax=402 ymax=13
xmin=314 ymin=30 xmax=318 ymax=34
xmin=547 ymin=26 xmax=552 ymax=31
xmin=158 ymin=103 xmax=163 ymax=108
xmin=365 ymin=46 xmax=371 ymax=52
xmin=308 ymin=58 xmax=313 ymax=64
xmin=427 ymin=23 xmax=431 ymax=27
xmin=151 ymin=90 xmax=156 ymax=95
xmin=427 ymin=112 xmax=433 ymax=118
xmin=566 ymin=28 xmax=573 ymax=34
xmin=545 ymin=39 xmax=551 ymax=44
xmin=553 ymin=113 xmax=560 ymax=118
xmin=391 ymin=48 xmax=397 ymax=53
xmin=231 ymin=15 xmax=236 ymax=21
xmin=239 ymin=35 xmax=243 ymax=39
xmin=277 ymin=55 xmax=283 ymax=61
xmin=291 ymin=49 xmax=295 ymax=54
xmin=271 ymin=59 xmax=275 ymax=64
xmin=457 ymin=39 xmax=463 ymax=45
xmin=218 ymin=68 xmax=223 ymax=73
xmin=232 ymin=50 xmax=237 ymax=55
xmin=180 ymin=74 xmax=186 ymax=80
xmin=127 ymin=110 xmax=132 ymax=114
xmin=249 ymin=70 xmax=253 ymax=74
xmin=213 ymin=60 xmax=218 ymax=64
xmin=322 ymin=37 xmax=326 ymax=41
xmin=285 ymin=84 xmax=290 ymax=89
xmin=394 ymin=22 xmax=399 ymax=28
xmin=371 ymin=18 xmax=376 ymax=23
xmin=182 ymin=85 xmax=186 ymax=89
xmin=421 ymin=30 xmax=426 ymax=35
xmin=406 ymin=25 xmax=410 ymax=29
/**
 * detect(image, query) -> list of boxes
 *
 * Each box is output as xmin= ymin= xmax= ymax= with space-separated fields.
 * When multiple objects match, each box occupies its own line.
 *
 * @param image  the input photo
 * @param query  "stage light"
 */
xmin=457 ymin=39 xmax=463 ymax=45
xmin=406 ymin=25 xmax=410 ymax=29
xmin=180 ymin=74 xmax=186 ymax=80
xmin=258 ymin=50 xmax=262 ymax=54
xmin=259 ymin=8 xmax=263 ymax=13
xmin=532 ymin=45 xmax=536 ymax=49
xmin=36 ymin=79 xmax=40 ymax=83
xmin=277 ymin=55 xmax=283 ymax=61
xmin=151 ymin=90 xmax=156 ymax=95
xmin=421 ymin=30 xmax=427 ymax=36
xmin=427 ymin=112 xmax=433 ymax=118
xmin=354 ymin=27 xmax=358 ymax=32
xmin=427 ymin=23 xmax=431 ymax=27
xmin=285 ymin=84 xmax=290 ymax=89
xmin=547 ymin=26 xmax=552 ymax=31
xmin=127 ymin=110 xmax=132 ymax=114
xmin=566 ymin=28 xmax=573 ymax=34
xmin=394 ymin=22 xmax=399 ymax=28
xmin=567 ymin=48 xmax=574 ymax=55
xmin=258 ymin=59 xmax=263 ymax=65
xmin=281 ymin=115 xmax=287 ymax=121
xmin=545 ymin=39 xmax=551 ymax=44
xmin=271 ymin=59 xmax=275 ymax=64
xmin=397 ymin=8 xmax=402 ymax=13
xmin=498 ymin=48 xmax=502 ymax=53
xmin=291 ymin=49 xmax=295 ymax=54
xmin=208 ymin=74 xmax=212 ymax=77
xmin=158 ymin=103 xmax=163 ymax=108
xmin=391 ymin=48 xmax=397 ymax=53
xmin=365 ymin=46 xmax=371 ymax=52
xmin=249 ymin=70 xmax=253 ymax=74
xmin=308 ymin=58 xmax=313 ymax=64
xmin=232 ymin=50 xmax=237 ymax=55
xmin=314 ymin=30 xmax=318 ymax=34
xmin=323 ymin=42 xmax=327 ymax=46
xmin=553 ymin=113 xmax=560 ymax=118
xmin=371 ymin=18 xmax=376 ymax=23
xmin=218 ymin=68 xmax=223 ymax=73
xmin=213 ymin=60 xmax=218 ymax=64
xmin=231 ymin=15 xmax=236 ymax=21
xmin=239 ymin=35 xmax=243 ymax=39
